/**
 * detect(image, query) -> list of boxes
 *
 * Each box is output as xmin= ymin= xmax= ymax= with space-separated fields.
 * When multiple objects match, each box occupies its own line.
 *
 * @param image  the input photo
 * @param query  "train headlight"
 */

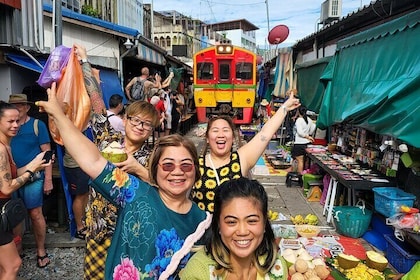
xmin=216 ymin=45 xmax=233 ymax=54
xmin=246 ymin=98 xmax=251 ymax=104
xmin=198 ymin=98 xmax=203 ymax=104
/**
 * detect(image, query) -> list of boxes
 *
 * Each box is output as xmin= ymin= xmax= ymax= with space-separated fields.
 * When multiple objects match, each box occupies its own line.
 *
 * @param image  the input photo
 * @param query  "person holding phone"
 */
xmin=9 ymin=93 xmax=54 ymax=268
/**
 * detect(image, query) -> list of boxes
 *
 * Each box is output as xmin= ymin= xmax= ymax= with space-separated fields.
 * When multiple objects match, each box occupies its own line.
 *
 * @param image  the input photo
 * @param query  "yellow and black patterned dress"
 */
xmin=193 ymin=151 xmax=242 ymax=213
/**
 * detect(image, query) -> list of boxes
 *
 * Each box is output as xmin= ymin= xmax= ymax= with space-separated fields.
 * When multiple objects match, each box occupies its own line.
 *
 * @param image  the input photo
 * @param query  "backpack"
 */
xmin=130 ymin=77 xmax=146 ymax=101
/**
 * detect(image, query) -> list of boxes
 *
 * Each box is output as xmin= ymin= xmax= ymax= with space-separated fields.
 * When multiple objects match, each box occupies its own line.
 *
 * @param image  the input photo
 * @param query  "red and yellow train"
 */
xmin=193 ymin=44 xmax=257 ymax=124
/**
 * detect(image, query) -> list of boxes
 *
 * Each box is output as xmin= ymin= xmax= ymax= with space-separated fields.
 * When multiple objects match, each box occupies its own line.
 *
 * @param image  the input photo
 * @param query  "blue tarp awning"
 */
xmin=5 ymin=54 xmax=46 ymax=73
xmin=99 ymin=69 xmax=127 ymax=108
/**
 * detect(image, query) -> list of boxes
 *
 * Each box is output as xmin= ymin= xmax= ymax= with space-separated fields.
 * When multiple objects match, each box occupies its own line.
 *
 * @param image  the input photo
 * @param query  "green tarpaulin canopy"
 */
xmin=295 ymin=56 xmax=331 ymax=113
xmin=317 ymin=10 xmax=420 ymax=148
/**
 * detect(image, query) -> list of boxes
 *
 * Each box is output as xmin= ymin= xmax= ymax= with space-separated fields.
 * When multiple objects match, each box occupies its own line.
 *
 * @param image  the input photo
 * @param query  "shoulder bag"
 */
xmin=1 ymin=198 xmax=27 ymax=232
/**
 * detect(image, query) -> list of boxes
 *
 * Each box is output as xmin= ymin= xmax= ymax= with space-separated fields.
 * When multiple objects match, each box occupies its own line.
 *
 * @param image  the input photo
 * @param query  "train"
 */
xmin=193 ymin=44 xmax=257 ymax=124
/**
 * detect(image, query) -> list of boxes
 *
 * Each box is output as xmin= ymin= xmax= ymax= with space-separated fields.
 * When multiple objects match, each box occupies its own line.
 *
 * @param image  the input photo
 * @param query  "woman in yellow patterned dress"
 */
xmin=193 ymin=92 xmax=301 ymax=212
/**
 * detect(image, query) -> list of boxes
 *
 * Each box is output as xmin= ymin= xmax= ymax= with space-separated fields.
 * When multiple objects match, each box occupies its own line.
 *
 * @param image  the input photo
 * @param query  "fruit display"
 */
xmin=281 ymin=247 xmax=330 ymax=280
xmin=336 ymin=253 xmax=360 ymax=270
xmin=291 ymin=214 xmax=319 ymax=225
xmin=268 ymin=210 xmax=280 ymax=221
xmin=365 ymin=251 xmax=388 ymax=272
xmin=332 ymin=251 xmax=391 ymax=280
xmin=295 ymin=225 xmax=321 ymax=238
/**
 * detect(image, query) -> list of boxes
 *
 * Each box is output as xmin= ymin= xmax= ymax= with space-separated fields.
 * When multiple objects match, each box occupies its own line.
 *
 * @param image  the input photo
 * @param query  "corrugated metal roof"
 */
xmin=43 ymin=3 xmax=139 ymax=37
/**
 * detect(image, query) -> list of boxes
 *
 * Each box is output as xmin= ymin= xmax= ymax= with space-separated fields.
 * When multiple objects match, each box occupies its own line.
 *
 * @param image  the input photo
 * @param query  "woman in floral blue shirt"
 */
xmin=180 ymin=177 xmax=288 ymax=280
xmin=37 ymin=83 xmax=207 ymax=280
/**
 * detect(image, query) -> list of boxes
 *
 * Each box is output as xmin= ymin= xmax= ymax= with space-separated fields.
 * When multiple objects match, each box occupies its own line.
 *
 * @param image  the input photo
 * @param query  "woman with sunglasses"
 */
xmin=193 ymin=90 xmax=301 ymax=212
xmin=37 ymin=82 xmax=208 ymax=279
xmin=73 ymin=44 xmax=166 ymax=279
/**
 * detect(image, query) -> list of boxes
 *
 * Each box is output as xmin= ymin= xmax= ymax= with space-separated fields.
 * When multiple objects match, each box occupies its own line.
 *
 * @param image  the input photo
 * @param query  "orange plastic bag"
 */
xmin=49 ymin=46 xmax=91 ymax=145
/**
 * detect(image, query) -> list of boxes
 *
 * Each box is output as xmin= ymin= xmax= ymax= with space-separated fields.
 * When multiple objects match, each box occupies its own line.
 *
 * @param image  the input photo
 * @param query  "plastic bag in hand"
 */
xmin=37 ymin=45 xmax=71 ymax=88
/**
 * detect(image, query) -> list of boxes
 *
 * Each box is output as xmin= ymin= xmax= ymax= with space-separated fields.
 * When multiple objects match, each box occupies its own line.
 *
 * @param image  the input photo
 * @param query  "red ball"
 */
xmin=268 ymin=25 xmax=289 ymax=44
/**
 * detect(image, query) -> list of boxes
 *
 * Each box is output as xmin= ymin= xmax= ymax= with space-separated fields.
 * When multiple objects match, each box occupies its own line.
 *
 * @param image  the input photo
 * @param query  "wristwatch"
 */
xmin=81 ymin=58 xmax=88 ymax=64
xmin=25 ymin=170 xmax=34 ymax=181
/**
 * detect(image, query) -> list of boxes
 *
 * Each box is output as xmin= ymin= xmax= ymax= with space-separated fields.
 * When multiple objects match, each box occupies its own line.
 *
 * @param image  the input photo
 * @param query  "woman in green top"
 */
xmin=180 ymin=177 xmax=288 ymax=280
xmin=37 ymin=83 xmax=207 ymax=279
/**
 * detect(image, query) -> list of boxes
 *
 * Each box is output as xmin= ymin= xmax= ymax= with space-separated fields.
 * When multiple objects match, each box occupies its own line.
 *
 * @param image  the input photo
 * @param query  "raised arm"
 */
xmin=37 ymin=83 xmax=107 ymax=179
xmin=237 ymin=92 xmax=301 ymax=176
xmin=74 ymin=44 xmax=105 ymax=114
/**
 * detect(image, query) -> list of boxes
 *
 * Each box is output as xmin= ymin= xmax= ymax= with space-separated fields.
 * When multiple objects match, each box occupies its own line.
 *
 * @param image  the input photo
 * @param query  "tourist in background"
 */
xmin=291 ymin=106 xmax=316 ymax=174
xmin=9 ymin=94 xmax=53 ymax=268
xmin=0 ymin=101 xmax=50 ymax=278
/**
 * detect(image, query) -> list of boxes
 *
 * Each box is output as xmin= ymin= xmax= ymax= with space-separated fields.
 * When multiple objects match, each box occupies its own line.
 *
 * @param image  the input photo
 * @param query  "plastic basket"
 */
xmin=372 ymin=187 xmax=416 ymax=217
xmin=333 ymin=200 xmax=372 ymax=238
xmin=384 ymin=234 xmax=420 ymax=273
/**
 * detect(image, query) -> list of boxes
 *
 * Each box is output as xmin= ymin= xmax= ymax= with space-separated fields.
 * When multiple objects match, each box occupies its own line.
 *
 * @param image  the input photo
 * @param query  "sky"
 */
xmin=152 ymin=0 xmax=367 ymax=48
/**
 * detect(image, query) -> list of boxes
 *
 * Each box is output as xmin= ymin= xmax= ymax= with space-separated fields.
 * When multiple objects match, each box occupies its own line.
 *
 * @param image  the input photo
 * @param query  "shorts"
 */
xmin=0 ymin=198 xmax=14 ymax=245
xmin=165 ymin=114 xmax=172 ymax=130
xmin=291 ymin=143 xmax=308 ymax=158
xmin=64 ymin=167 xmax=90 ymax=196
xmin=15 ymin=179 xmax=44 ymax=209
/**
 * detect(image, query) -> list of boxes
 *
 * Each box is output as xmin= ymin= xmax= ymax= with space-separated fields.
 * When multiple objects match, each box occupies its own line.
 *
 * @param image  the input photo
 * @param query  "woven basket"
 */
xmin=333 ymin=200 xmax=372 ymax=238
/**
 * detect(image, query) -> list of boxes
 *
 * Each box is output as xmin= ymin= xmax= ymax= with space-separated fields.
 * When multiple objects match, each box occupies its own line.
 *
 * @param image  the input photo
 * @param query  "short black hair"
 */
xmin=109 ymin=94 xmax=123 ymax=109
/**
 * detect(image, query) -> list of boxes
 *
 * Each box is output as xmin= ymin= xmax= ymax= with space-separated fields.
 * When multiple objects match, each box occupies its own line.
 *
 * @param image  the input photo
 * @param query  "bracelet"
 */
xmin=280 ymin=105 xmax=287 ymax=113
xmin=80 ymin=58 xmax=89 ymax=64
xmin=25 ymin=170 xmax=34 ymax=181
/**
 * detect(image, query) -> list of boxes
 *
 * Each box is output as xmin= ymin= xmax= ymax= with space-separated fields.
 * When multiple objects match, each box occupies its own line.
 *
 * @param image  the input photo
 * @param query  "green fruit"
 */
xmin=304 ymin=214 xmax=319 ymax=225
xmin=101 ymin=151 xmax=128 ymax=163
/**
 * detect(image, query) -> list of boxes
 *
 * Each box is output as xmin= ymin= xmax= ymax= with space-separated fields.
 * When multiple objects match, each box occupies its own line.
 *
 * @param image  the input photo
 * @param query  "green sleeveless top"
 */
xmin=193 ymin=151 xmax=242 ymax=212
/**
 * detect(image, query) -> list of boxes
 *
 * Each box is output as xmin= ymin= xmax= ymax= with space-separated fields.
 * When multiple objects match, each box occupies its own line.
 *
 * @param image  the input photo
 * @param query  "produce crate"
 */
xmin=384 ymin=234 xmax=420 ymax=273
xmin=372 ymin=187 xmax=416 ymax=217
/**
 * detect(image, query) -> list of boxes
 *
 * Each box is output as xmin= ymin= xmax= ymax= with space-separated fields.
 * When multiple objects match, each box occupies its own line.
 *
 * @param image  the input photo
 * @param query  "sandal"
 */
xmin=37 ymin=254 xmax=50 ymax=268
xmin=75 ymin=227 xmax=87 ymax=240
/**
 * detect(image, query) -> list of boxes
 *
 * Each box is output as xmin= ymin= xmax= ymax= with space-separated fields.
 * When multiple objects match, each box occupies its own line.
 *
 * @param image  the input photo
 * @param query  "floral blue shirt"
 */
xmin=91 ymin=162 xmax=206 ymax=280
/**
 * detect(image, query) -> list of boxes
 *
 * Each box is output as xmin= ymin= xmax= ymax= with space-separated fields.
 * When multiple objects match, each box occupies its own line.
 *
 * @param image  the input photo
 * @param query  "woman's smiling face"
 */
xmin=156 ymin=146 xmax=196 ymax=198
xmin=207 ymin=119 xmax=234 ymax=157
xmin=219 ymin=197 xmax=265 ymax=260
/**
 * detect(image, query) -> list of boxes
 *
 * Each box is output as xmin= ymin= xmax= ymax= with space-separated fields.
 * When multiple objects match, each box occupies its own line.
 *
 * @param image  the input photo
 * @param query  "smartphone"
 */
xmin=42 ymin=150 xmax=54 ymax=162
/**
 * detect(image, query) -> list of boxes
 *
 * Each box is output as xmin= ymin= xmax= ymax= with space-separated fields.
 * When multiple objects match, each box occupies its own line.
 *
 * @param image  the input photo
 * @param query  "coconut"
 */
xmin=290 ymin=273 xmax=305 ymax=280
xmin=365 ymin=251 xmax=388 ymax=272
xmin=337 ymin=253 xmax=360 ymax=269
xmin=294 ymin=259 xmax=308 ymax=274
xmin=101 ymin=141 xmax=127 ymax=163
xmin=298 ymin=250 xmax=313 ymax=261
xmin=283 ymin=250 xmax=297 ymax=267
xmin=314 ymin=265 xmax=330 ymax=280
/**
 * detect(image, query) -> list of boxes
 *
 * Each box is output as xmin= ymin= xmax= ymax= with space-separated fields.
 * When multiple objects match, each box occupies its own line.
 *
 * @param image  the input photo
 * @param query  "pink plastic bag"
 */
xmin=37 ymin=45 xmax=71 ymax=88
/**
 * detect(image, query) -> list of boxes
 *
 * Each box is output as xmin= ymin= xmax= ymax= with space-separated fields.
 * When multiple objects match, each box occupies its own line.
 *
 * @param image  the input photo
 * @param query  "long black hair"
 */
xmin=298 ymin=106 xmax=309 ymax=124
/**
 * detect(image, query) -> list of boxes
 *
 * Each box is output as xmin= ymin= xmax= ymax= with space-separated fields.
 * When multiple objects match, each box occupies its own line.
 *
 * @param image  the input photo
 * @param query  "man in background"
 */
xmin=107 ymin=94 xmax=125 ymax=134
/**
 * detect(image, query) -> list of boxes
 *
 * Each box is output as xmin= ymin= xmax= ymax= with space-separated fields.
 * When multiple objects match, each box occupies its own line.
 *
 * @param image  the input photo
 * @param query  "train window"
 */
xmin=197 ymin=62 xmax=214 ymax=80
xmin=235 ymin=62 xmax=253 ymax=80
xmin=219 ymin=63 xmax=230 ymax=80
